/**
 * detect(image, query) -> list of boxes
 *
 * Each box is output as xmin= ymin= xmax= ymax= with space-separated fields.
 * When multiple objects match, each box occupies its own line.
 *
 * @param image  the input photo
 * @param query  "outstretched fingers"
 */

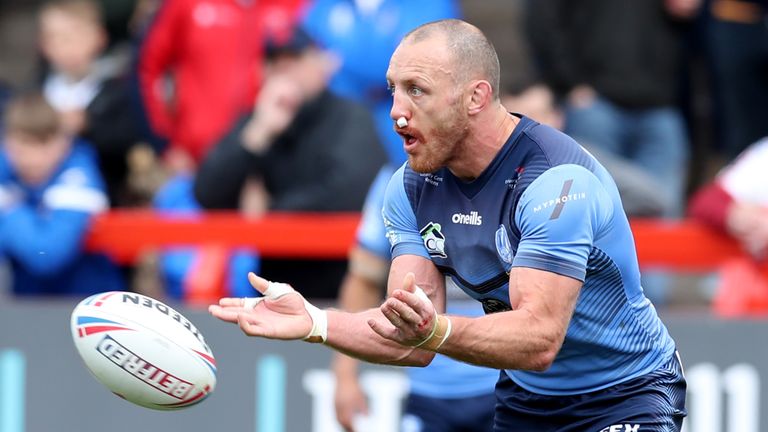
xmin=237 ymin=312 xmax=268 ymax=337
xmin=209 ymin=304 xmax=242 ymax=323
xmin=209 ymin=295 xmax=254 ymax=323
xmin=209 ymin=272 xmax=274 ymax=323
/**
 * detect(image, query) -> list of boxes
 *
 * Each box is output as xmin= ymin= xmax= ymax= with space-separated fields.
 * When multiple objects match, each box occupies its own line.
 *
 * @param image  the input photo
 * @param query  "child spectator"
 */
xmin=39 ymin=0 xmax=141 ymax=206
xmin=0 ymin=92 xmax=125 ymax=296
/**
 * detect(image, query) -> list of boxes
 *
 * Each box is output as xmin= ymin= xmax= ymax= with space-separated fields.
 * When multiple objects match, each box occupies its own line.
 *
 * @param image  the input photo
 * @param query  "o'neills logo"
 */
xmin=451 ymin=211 xmax=482 ymax=226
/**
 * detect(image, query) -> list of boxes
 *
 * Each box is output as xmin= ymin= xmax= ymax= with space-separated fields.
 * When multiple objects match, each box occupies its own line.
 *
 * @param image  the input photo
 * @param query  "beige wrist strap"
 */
xmin=414 ymin=314 xmax=452 ymax=351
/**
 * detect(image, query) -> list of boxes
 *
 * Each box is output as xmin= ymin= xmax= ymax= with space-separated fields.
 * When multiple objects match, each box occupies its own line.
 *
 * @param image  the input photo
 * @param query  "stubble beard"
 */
xmin=408 ymin=105 xmax=469 ymax=174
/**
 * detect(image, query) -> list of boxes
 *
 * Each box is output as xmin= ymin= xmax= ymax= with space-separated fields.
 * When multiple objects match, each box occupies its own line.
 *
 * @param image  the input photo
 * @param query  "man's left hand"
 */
xmin=369 ymin=273 xmax=437 ymax=347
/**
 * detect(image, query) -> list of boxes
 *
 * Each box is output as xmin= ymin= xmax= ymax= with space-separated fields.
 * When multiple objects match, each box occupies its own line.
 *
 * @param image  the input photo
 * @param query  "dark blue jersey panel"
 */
xmin=382 ymin=115 xmax=677 ymax=395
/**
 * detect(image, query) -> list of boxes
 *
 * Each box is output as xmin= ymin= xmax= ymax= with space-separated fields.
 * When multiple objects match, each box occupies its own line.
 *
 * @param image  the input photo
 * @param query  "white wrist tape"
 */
xmin=242 ymin=282 xmax=327 ymax=343
xmin=302 ymin=300 xmax=328 ymax=344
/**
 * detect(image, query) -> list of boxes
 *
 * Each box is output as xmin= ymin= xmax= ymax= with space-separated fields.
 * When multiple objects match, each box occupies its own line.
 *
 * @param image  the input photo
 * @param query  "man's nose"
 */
xmin=390 ymin=92 xmax=411 ymax=126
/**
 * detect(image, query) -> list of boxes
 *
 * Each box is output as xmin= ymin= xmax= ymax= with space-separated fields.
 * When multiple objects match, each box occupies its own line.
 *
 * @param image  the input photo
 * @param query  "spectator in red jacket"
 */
xmin=137 ymin=0 xmax=305 ymax=165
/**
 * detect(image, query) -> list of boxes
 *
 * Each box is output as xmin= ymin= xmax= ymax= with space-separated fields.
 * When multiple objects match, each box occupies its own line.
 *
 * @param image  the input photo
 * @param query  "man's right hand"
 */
xmin=209 ymin=273 xmax=314 ymax=340
xmin=241 ymin=76 xmax=303 ymax=154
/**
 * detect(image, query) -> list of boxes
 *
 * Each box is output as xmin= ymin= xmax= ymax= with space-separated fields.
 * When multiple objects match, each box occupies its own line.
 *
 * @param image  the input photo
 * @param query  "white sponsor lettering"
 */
xmin=451 ymin=211 xmax=483 ymax=226
xmin=598 ymin=425 xmax=639 ymax=432
xmin=96 ymin=336 xmax=193 ymax=400
xmin=533 ymin=192 xmax=587 ymax=213
xmin=421 ymin=173 xmax=443 ymax=186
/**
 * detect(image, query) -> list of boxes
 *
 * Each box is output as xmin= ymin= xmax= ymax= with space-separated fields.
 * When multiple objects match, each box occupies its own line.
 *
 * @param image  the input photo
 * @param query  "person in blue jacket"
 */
xmin=302 ymin=0 xmax=460 ymax=164
xmin=0 ymin=91 xmax=124 ymax=296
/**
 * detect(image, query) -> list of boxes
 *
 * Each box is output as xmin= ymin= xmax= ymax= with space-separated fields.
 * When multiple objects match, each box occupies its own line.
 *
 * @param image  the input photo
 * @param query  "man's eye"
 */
xmin=408 ymin=87 xmax=423 ymax=97
xmin=387 ymin=85 xmax=395 ymax=96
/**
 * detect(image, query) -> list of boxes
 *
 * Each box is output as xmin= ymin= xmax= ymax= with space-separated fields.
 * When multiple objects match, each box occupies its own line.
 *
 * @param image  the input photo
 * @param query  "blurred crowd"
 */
xmin=0 ymin=0 xmax=766 ymax=315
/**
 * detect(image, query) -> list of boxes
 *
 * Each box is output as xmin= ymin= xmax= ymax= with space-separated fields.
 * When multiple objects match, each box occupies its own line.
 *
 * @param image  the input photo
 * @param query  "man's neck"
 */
xmin=448 ymin=105 xmax=518 ymax=181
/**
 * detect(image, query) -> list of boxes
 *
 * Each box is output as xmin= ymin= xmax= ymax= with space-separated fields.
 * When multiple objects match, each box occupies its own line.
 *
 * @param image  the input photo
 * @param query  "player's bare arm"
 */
xmin=208 ymin=254 xmax=446 ymax=366
xmin=438 ymin=267 xmax=581 ymax=370
xmin=373 ymin=264 xmax=581 ymax=371
xmin=326 ymin=253 xmax=445 ymax=365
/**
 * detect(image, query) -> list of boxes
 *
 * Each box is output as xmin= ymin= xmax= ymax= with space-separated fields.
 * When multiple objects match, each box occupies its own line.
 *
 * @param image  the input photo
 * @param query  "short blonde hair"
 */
xmin=40 ymin=0 xmax=104 ymax=27
xmin=4 ymin=92 xmax=61 ymax=141
xmin=403 ymin=19 xmax=501 ymax=100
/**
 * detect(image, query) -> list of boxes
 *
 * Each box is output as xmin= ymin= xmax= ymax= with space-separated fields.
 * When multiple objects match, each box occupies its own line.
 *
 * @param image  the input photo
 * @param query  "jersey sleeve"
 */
xmin=382 ymin=165 xmax=430 ymax=260
xmin=513 ymin=164 xmax=614 ymax=281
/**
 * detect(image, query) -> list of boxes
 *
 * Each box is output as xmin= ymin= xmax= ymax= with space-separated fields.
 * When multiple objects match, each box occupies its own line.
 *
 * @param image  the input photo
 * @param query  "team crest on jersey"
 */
xmin=495 ymin=225 xmax=514 ymax=266
xmin=420 ymin=222 xmax=447 ymax=258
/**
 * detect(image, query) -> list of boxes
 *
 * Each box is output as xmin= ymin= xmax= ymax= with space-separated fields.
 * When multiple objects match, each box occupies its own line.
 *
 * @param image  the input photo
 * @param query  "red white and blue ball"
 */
xmin=70 ymin=292 xmax=216 ymax=410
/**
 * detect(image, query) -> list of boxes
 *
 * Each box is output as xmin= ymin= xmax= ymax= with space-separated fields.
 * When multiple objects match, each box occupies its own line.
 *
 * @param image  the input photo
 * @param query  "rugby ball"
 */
xmin=70 ymin=291 xmax=216 ymax=410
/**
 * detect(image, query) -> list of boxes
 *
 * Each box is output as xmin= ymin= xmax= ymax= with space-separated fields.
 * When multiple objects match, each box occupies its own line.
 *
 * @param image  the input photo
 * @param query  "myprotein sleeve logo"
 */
xmin=532 ymin=179 xmax=586 ymax=220
xmin=549 ymin=179 xmax=573 ymax=220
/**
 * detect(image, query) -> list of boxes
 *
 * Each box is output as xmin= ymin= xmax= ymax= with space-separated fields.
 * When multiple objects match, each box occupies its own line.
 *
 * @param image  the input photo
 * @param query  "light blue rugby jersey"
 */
xmin=358 ymin=165 xmax=498 ymax=399
xmin=382 ymin=115 xmax=677 ymax=396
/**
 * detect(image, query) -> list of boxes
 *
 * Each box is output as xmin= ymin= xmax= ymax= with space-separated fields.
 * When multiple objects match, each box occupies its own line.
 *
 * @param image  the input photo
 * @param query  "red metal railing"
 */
xmin=85 ymin=211 xmax=763 ymax=272
xmin=85 ymin=212 xmax=768 ymax=312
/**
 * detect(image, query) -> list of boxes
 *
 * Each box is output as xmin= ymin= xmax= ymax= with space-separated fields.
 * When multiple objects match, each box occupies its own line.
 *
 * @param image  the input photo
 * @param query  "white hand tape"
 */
xmin=242 ymin=281 xmax=328 ymax=343
xmin=242 ymin=282 xmax=295 ymax=309
xmin=264 ymin=282 xmax=294 ymax=298
xmin=413 ymin=285 xmax=431 ymax=305
xmin=242 ymin=297 xmax=264 ymax=309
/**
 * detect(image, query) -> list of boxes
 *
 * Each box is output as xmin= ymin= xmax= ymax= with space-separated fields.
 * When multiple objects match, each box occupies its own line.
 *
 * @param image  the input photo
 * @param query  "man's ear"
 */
xmin=467 ymin=80 xmax=493 ymax=115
